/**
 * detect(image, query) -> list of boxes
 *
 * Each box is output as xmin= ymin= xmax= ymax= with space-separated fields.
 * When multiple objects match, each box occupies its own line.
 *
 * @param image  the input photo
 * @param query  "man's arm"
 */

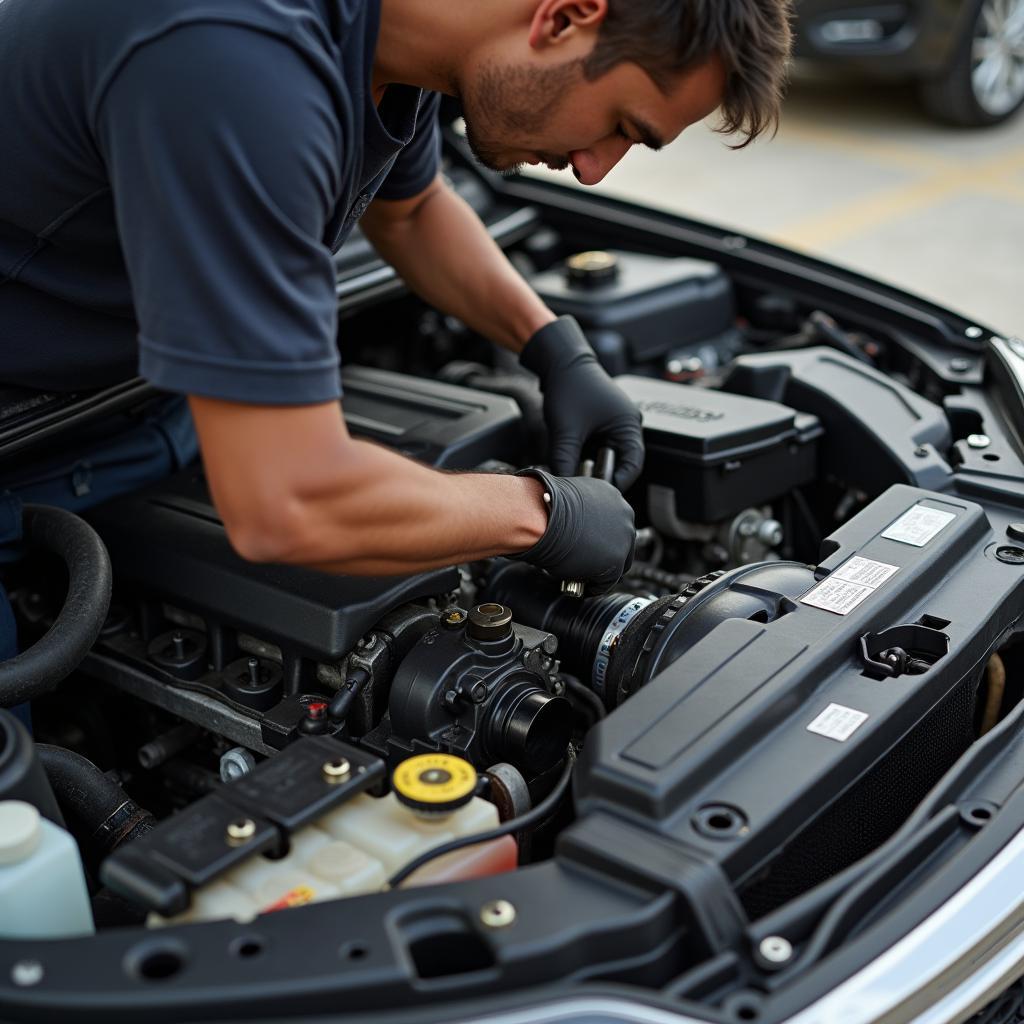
xmin=361 ymin=175 xmax=645 ymax=490
xmin=360 ymin=175 xmax=555 ymax=353
xmin=189 ymin=397 xmax=548 ymax=574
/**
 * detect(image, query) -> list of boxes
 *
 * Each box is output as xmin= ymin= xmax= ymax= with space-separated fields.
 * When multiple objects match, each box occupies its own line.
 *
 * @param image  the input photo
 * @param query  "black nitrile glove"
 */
xmin=511 ymin=468 xmax=635 ymax=596
xmin=520 ymin=316 xmax=644 ymax=491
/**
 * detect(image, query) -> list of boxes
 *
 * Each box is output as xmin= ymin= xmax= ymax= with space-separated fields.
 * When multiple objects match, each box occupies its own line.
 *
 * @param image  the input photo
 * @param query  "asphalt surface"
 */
xmin=529 ymin=70 xmax=1024 ymax=338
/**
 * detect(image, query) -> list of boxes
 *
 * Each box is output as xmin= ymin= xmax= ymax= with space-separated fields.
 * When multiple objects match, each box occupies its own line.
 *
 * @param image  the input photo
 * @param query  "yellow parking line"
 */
xmin=983 ymin=181 xmax=1024 ymax=202
xmin=777 ymin=150 xmax=1024 ymax=250
xmin=779 ymin=119 xmax=961 ymax=175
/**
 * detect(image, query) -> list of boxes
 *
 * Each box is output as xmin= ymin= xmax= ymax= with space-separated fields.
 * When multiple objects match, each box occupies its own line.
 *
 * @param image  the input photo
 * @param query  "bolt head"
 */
xmin=757 ymin=936 xmax=793 ymax=966
xmin=757 ymin=520 xmax=784 ymax=548
xmin=967 ymin=434 xmax=991 ymax=449
xmin=949 ymin=358 xmax=972 ymax=373
xmin=469 ymin=682 xmax=488 ymax=704
xmin=480 ymin=899 xmax=516 ymax=928
xmin=226 ymin=818 xmax=257 ymax=845
xmin=322 ymin=757 xmax=352 ymax=783
xmin=219 ymin=747 xmax=257 ymax=782
xmin=965 ymin=326 xmax=984 ymax=339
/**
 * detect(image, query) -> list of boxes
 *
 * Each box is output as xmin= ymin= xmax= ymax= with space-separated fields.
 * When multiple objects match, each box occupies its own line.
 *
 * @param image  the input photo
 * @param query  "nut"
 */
xmin=480 ymin=899 xmax=516 ymax=928
xmin=219 ymin=747 xmax=257 ymax=782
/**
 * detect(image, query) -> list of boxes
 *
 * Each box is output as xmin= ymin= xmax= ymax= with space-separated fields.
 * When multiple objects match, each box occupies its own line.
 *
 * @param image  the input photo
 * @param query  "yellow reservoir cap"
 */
xmin=392 ymin=754 xmax=478 ymax=814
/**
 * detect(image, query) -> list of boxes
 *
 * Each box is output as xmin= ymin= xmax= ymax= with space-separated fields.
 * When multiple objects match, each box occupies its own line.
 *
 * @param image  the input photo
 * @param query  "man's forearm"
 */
xmin=191 ymin=397 xmax=548 ymax=575
xmin=273 ymin=439 xmax=549 ymax=574
xmin=362 ymin=177 xmax=554 ymax=352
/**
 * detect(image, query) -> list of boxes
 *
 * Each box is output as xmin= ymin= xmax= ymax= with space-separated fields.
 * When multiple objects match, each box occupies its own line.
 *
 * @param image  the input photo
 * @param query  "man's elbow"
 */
xmin=220 ymin=498 xmax=314 ymax=566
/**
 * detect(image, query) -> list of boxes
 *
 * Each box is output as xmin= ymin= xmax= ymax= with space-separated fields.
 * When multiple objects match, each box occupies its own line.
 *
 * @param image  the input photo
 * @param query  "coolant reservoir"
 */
xmin=153 ymin=754 xmax=515 ymax=925
xmin=0 ymin=800 xmax=94 ymax=938
xmin=321 ymin=752 xmax=516 ymax=882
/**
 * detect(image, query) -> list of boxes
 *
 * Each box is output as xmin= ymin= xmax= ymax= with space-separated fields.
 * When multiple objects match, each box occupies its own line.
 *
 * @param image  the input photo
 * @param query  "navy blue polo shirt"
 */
xmin=0 ymin=0 xmax=440 ymax=404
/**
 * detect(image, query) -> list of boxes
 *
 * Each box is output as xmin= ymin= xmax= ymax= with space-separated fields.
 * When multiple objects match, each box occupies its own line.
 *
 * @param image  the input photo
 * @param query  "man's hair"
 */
xmin=584 ymin=0 xmax=794 ymax=147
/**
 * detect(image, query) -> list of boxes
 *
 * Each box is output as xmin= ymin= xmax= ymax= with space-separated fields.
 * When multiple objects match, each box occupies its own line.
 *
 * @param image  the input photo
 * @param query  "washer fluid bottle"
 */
xmin=0 ymin=800 xmax=94 ymax=938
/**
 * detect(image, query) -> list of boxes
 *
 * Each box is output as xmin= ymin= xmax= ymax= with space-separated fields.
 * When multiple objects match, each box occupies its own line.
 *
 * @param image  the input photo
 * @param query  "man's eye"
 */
xmin=616 ymin=125 xmax=633 ymax=143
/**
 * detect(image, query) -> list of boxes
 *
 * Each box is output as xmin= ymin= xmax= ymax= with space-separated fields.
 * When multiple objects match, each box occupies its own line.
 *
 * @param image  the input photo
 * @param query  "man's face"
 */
xmin=460 ymin=53 xmax=726 ymax=186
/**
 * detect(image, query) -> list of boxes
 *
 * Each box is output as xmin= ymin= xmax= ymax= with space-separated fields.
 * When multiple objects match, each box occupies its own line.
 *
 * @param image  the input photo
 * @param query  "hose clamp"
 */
xmin=592 ymin=597 xmax=653 ymax=699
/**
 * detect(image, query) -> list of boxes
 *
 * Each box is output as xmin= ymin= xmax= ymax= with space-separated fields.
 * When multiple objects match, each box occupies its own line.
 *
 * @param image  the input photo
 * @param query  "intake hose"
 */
xmin=36 ymin=745 xmax=154 ymax=873
xmin=0 ymin=504 xmax=112 ymax=707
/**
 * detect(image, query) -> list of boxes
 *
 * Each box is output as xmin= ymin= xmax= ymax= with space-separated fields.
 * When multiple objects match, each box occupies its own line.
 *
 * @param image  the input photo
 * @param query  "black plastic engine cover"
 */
xmin=341 ymin=366 xmax=523 ymax=469
xmin=571 ymin=484 xmax=1024 ymax=896
xmin=87 ymin=469 xmax=459 ymax=664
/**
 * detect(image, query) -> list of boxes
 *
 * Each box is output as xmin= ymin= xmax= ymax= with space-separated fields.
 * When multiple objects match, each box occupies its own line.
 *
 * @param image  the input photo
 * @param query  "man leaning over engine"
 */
xmin=0 ymin=0 xmax=791 ymax=595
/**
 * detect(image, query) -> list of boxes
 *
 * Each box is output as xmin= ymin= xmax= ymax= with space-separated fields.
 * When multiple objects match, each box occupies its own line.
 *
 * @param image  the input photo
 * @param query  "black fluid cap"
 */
xmin=566 ymin=250 xmax=620 ymax=289
xmin=468 ymin=603 xmax=514 ymax=642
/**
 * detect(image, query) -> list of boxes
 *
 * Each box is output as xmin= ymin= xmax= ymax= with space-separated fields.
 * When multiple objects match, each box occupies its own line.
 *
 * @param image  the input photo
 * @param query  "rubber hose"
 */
xmin=0 ymin=504 xmax=112 ymax=707
xmin=36 ymin=745 xmax=153 ymax=869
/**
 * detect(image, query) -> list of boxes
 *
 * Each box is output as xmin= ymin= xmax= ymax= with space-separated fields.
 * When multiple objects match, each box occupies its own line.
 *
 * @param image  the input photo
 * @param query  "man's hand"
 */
xmin=511 ymin=468 xmax=635 ymax=596
xmin=520 ymin=317 xmax=644 ymax=491
xmin=362 ymin=180 xmax=644 ymax=490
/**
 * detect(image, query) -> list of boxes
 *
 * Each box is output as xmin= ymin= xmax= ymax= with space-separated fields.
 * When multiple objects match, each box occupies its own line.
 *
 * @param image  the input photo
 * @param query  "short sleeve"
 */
xmin=375 ymin=92 xmax=442 ymax=201
xmin=94 ymin=24 xmax=344 ymax=405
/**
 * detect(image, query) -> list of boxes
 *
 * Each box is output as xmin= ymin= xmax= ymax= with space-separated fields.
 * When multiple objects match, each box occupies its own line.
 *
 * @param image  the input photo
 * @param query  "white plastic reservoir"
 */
xmin=0 ymin=800 xmax=94 ymax=939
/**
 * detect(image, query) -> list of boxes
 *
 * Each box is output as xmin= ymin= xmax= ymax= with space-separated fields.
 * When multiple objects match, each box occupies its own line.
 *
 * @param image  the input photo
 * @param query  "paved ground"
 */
xmin=530 ymin=70 xmax=1024 ymax=336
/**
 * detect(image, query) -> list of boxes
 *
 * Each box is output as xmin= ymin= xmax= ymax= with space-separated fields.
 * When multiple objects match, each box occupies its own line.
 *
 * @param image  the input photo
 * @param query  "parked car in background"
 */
xmin=794 ymin=0 xmax=1024 ymax=124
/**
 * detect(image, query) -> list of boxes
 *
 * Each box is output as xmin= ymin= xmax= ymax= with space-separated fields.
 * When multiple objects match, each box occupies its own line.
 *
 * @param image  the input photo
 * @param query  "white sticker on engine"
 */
xmin=801 ymin=578 xmax=875 ymax=615
xmin=807 ymin=703 xmax=869 ymax=742
xmin=881 ymin=504 xmax=956 ymax=547
xmin=801 ymin=555 xmax=899 ymax=615
xmin=830 ymin=555 xmax=900 ymax=588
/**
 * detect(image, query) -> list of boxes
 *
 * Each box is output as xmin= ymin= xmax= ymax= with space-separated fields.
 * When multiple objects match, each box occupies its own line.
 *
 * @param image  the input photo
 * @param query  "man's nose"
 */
xmin=571 ymin=136 xmax=633 ymax=186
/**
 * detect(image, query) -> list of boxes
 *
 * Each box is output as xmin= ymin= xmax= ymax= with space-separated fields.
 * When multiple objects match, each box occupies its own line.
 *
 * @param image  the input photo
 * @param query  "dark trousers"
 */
xmin=0 ymin=395 xmax=199 ymax=717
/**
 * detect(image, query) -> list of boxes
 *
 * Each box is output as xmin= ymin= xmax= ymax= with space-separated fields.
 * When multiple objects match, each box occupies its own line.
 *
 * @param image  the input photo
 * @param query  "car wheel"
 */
xmin=919 ymin=0 xmax=1024 ymax=126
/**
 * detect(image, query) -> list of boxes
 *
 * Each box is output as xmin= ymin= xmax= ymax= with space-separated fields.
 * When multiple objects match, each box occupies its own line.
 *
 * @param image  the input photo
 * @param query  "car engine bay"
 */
xmin=2 ymin=155 xmax=1024 ymax=1023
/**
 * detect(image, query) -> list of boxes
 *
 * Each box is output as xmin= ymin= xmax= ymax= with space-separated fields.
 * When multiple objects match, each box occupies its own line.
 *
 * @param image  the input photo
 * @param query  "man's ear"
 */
xmin=528 ymin=0 xmax=608 ymax=50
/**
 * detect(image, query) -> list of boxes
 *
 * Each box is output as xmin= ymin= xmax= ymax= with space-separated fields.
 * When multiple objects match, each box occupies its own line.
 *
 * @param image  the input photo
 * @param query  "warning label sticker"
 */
xmin=807 ymin=703 xmax=869 ymax=742
xmin=831 ymin=555 xmax=900 ymax=588
xmin=881 ymin=504 xmax=956 ymax=547
xmin=801 ymin=555 xmax=899 ymax=615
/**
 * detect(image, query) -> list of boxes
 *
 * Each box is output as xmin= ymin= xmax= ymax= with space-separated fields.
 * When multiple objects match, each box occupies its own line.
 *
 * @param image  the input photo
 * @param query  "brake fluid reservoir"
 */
xmin=0 ymin=800 xmax=94 ymax=938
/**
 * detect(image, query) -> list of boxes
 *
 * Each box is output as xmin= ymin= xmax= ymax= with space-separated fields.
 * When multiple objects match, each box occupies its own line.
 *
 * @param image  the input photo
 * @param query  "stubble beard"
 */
xmin=460 ymin=58 xmax=581 ymax=173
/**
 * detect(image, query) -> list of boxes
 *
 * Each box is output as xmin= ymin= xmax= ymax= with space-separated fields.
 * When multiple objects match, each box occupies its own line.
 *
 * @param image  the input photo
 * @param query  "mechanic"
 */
xmin=0 ymin=0 xmax=792 ymax=603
